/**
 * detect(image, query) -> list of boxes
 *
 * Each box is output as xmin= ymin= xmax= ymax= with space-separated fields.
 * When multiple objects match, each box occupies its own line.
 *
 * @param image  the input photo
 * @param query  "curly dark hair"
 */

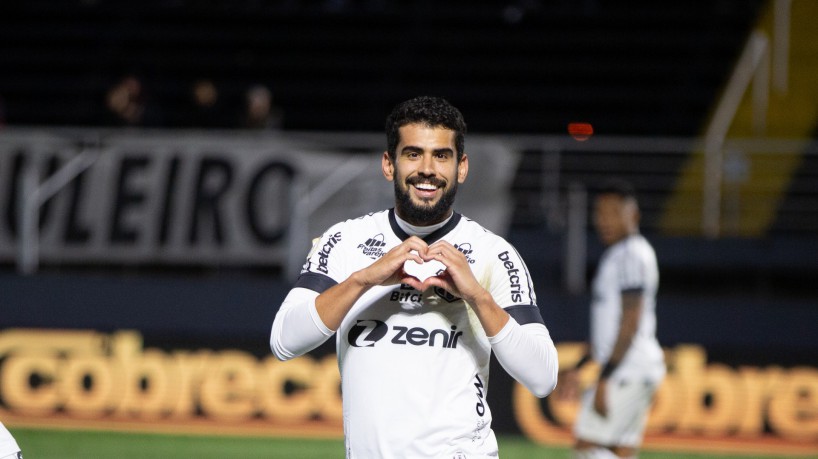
xmin=385 ymin=96 xmax=467 ymax=161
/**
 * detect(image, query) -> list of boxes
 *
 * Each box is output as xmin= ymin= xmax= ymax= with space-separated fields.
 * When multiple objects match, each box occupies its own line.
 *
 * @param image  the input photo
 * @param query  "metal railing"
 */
xmin=701 ymin=1 xmax=794 ymax=238
xmin=702 ymin=30 xmax=770 ymax=238
xmin=2 ymin=129 xmax=817 ymax=277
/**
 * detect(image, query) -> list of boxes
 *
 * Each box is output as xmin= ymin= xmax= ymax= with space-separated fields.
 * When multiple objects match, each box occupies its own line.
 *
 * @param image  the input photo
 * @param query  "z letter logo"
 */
xmin=348 ymin=320 xmax=387 ymax=347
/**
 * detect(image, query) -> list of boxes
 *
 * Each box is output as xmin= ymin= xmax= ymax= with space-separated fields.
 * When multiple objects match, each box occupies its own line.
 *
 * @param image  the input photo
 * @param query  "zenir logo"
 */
xmin=357 ymin=233 xmax=387 ymax=259
xmin=347 ymin=320 xmax=463 ymax=349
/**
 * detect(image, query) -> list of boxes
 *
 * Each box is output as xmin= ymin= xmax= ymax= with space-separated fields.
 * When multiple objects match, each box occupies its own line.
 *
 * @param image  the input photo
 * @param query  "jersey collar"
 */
xmin=388 ymin=208 xmax=461 ymax=244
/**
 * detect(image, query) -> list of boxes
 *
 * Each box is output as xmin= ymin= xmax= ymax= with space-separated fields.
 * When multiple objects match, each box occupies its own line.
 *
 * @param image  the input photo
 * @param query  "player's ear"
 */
xmin=457 ymin=153 xmax=469 ymax=183
xmin=382 ymin=151 xmax=395 ymax=181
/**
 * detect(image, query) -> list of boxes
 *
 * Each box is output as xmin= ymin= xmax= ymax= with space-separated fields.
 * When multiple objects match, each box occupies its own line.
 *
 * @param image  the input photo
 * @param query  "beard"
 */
xmin=394 ymin=175 xmax=458 ymax=226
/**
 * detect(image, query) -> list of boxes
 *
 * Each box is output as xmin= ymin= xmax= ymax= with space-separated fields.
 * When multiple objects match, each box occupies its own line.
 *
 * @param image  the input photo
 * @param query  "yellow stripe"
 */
xmin=661 ymin=0 xmax=817 ymax=236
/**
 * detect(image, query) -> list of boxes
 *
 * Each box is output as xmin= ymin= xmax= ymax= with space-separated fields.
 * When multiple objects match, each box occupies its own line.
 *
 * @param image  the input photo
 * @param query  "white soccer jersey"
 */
xmin=589 ymin=233 xmax=664 ymax=381
xmin=294 ymin=209 xmax=545 ymax=459
xmin=0 ymin=422 xmax=20 ymax=457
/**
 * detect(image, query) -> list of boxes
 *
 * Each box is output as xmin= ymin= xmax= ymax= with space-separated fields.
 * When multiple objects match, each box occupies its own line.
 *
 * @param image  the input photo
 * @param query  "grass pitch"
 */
xmin=9 ymin=428 xmax=805 ymax=459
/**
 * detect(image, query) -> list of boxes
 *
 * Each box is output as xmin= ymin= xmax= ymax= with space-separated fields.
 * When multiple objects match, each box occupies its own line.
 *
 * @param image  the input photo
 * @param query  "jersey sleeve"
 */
xmin=617 ymin=245 xmax=648 ymax=294
xmin=270 ymin=287 xmax=334 ymax=360
xmin=271 ymin=222 xmax=350 ymax=359
xmin=488 ymin=240 xmax=544 ymax=325
xmin=293 ymin=221 xmax=347 ymax=293
xmin=489 ymin=319 xmax=558 ymax=398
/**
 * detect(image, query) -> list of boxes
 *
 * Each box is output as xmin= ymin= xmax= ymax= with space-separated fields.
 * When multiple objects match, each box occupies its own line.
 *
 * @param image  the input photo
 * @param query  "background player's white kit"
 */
xmin=589 ymin=234 xmax=663 ymax=381
xmin=575 ymin=233 xmax=665 ymax=448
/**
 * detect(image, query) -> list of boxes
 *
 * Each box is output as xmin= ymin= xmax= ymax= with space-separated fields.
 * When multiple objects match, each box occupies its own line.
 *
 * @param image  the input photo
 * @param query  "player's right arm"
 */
xmin=270 ymin=232 xmax=427 ymax=360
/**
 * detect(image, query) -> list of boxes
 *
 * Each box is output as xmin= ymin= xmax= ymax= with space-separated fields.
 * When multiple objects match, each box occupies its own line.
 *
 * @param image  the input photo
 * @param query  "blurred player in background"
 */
xmin=559 ymin=179 xmax=665 ymax=459
xmin=0 ymin=421 xmax=22 ymax=459
xmin=271 ymin=96 xmax=558 ymax=458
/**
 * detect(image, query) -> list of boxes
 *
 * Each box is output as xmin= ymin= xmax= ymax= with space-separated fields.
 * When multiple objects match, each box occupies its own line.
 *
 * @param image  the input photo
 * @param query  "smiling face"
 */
xmin=383 ymin=123 xmax=469 ymax=226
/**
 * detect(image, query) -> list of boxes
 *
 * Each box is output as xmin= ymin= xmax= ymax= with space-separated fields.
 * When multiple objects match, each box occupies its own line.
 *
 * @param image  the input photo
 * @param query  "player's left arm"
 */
xmin=594 ymin=290 xmax=643 ymax=416
xmin=424 ymin=240 xmax=559 ymax=398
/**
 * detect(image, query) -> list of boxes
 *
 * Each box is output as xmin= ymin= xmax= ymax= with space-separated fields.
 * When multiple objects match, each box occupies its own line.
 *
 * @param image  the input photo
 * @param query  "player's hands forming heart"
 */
xmin=403 ymin=251 xmax=446 ymax=282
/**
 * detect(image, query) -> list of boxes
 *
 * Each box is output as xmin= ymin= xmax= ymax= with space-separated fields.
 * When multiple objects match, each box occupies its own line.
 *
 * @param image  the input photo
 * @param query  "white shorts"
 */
xmin=574 ymin=377 xmax=661 ymax=448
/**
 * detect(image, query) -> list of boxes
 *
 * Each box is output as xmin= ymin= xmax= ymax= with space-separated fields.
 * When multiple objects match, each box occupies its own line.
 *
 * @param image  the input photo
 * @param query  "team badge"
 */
xmin=434 ymin=287 xmax=461 ymax=303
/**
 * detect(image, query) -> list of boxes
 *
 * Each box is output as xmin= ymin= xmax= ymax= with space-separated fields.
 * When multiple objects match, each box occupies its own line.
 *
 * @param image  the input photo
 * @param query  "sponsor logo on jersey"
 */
xmin=347 ymin=319 xmax=463 ymax=349
xmin=357 ymin=233 xmax=387 ymax=259
xmin=390 ymin=284 xmax=424 ymax=303
xmin=389 ymin=284 xmax=460 ymax=304
xmin=474 ymin=374 xmax=486 ymax=416
xmin=471 ymin=418 xmax=487 ymax=443
xmin=454 ymin=242 xmax=476 ymax=264
xmin=348 ymin=319 xmax=388 ymax=347
xmin=498 ymin=251 xmax=525 ymax=303
xmin=317 ymin=232 xmax=342 ymax=273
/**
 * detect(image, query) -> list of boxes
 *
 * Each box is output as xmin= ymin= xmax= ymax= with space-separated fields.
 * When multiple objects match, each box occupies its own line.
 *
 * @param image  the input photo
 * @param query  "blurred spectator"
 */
xmin=187 ymin=78 xmax=229 ymax=128
xmin=104 ymin=74 xmax=164 ymax=127
xmin=239 ymin=84 xmax=283 ymax=129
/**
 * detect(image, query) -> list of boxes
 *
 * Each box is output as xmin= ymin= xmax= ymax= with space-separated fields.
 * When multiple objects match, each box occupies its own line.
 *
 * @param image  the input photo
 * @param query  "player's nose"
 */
xmin=418 ymin=153 xmax=435 ymax=175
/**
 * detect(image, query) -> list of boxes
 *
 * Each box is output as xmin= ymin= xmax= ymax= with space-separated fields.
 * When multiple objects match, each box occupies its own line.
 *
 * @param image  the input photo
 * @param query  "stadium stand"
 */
xmin=0 ymin=0 xmax=762 ymax=134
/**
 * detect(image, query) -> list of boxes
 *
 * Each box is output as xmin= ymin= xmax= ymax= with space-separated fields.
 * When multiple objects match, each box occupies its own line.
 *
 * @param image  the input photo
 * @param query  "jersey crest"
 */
xmin=433 ymin=287 xmax=461 ymax=303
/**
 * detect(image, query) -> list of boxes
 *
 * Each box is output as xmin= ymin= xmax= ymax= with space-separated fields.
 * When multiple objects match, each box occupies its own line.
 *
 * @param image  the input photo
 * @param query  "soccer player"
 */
xmin=560 ymin=179 xmax=665 ymax=459
xmin=0 ymin=421 xmax=22 ymax=459
xmin=270 ymin=96 xmax=558 ymax=458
